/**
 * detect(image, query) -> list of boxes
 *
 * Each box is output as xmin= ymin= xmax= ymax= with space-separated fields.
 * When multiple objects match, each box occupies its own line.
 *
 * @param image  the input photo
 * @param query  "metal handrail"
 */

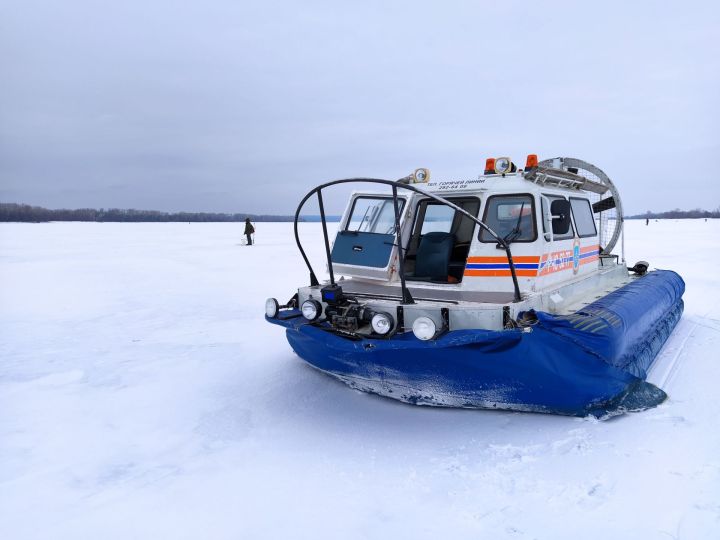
xmin=293 ymin=178 xmax=523 ymax=303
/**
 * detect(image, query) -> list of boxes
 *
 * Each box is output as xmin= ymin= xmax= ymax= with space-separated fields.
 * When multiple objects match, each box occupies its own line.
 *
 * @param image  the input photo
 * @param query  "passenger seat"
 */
xmin=412 ymin=232 xmax=455 ymax=281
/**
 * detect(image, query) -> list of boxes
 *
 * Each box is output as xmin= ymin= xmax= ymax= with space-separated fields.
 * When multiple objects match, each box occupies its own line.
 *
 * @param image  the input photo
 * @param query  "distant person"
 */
xmin=645 ymin=218 xmax=649 ymax=226
xmin=244 ymin=218 xmax=255 ymax=245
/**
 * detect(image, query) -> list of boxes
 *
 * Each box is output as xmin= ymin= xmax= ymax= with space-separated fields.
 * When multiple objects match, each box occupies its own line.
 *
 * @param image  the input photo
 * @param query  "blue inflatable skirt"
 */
xmin=267 ymin=270 xmax=685 ymax=417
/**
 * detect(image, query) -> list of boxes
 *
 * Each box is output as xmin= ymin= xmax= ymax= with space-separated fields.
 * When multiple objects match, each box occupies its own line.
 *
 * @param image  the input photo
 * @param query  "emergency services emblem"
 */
xmin=572 ymin=239 xmax=581 ymax=274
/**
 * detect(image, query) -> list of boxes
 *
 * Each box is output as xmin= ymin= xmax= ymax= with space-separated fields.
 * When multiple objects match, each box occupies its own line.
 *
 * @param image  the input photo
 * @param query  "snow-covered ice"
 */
xmin=1 ymin=220 xmax=719 ymax=539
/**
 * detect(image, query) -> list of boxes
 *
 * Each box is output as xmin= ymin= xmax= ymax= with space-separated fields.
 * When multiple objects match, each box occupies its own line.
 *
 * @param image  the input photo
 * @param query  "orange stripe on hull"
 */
xmin=538 ymin=266 xmax=571 ymax=276
xmin=580 ymin=255 xmax=599 ymax=265
xmin=464 ymin=269 xmax=538 ymax=277
xmin=466 ymin=256 xmax=540 ymax=264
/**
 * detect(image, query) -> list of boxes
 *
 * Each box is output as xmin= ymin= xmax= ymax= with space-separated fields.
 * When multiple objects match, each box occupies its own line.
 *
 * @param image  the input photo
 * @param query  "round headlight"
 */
xmin=413 ymin=167 xmax=430 ymax=183
xmin=301 ymin=299 xmax=321 ymax=321
xmin=265 ymin=297 xmax=279 ymax=318
xmin=412 ymin=316 xmax=436 ymax=341
xmin=494 ymin=157 xmax=511 ymax=174
xmin=371 ymin=312 xmax=394 ymax=335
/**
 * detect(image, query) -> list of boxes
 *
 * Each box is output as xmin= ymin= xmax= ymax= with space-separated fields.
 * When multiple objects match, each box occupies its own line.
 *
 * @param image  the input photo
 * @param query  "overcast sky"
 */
xmin=1 ymin=0 xmax=718 ymax=215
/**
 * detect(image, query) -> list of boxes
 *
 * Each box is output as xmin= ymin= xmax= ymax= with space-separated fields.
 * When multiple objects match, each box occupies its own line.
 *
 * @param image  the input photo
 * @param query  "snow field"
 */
xmin=1 ymin=220 xmax=719 ymax=539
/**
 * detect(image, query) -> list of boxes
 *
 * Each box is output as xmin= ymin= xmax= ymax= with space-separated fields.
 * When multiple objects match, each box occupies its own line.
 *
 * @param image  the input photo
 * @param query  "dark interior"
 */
xmin=403 ymin=197 xmax=480 ymax=283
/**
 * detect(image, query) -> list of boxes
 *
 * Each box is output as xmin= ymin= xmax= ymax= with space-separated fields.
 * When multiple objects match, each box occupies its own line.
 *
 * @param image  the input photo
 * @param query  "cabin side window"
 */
xmin=346 ymin=197 xmax=405 ymax=234
xmin=569 ymin=197 xmax=597 ymax=238
xmin=541 ymin=195 xmax=575 ymax=240
xmin=479 ymin=194 xmax=537 ymax=243
xmin=403 ymin=197 xmax=480 ymax=283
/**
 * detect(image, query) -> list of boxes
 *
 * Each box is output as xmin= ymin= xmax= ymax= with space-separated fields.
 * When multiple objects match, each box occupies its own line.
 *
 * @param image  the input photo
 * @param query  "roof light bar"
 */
xmin=484 ymin=158 xmax=496 ymax=175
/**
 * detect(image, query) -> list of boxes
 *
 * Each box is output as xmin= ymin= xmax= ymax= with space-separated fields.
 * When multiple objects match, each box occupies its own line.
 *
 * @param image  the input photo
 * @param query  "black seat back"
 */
xmin=414 ymin=232 xmax=455 ymax=280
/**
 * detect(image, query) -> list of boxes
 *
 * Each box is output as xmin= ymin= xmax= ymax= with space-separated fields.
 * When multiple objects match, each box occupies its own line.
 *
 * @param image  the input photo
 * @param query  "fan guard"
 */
xmin=538 ymin=157 xmax=623 ymax=255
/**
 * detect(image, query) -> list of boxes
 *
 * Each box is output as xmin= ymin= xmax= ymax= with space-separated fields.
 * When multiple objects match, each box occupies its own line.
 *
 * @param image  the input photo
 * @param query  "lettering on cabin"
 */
xmin=538 ymin=244 xmax=598 ymax=276
xmin=427 ymin=178 xmax=486 ymax=190
xmin=538 ymin=249 xmax=574 ymax=276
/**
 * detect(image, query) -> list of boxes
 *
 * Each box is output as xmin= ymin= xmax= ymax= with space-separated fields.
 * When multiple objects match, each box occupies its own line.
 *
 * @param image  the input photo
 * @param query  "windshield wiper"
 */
xmin=497 ymin=201 xmax=526 ymax=248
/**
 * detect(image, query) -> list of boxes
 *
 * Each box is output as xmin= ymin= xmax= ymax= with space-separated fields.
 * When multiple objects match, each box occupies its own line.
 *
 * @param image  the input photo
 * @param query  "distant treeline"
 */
xmin=0 ymin=203 xmax=310 ymax=223
xmin=628 ymin=207 xmax=720 ymax=220
xmin=11 ymin=200 xmax=716 ymax=223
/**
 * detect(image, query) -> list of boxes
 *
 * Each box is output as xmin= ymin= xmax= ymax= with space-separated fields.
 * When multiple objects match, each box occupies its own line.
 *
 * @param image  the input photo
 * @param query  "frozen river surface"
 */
xmin=1 ymin=220 xmax=720 ymax=539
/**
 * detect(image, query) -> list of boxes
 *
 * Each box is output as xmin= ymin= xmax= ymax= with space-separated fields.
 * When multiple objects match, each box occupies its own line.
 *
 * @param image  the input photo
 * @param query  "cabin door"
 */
xmin=330 ymin=195 xmax=408 ymax=280
xmin=403 ymin=197 xmax=480 ymax=283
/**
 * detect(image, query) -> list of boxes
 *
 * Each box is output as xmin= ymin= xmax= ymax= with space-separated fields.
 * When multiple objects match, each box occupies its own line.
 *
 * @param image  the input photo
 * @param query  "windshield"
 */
xmin=346 ymin=196 xmax=405 ymax=234
xmin=479 ymin=194 xmax=536 ymax=243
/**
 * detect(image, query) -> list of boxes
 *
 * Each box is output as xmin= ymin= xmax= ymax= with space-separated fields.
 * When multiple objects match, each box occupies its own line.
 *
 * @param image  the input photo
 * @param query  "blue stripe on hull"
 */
xmin=465 ymin=263 xmax=539 ymax=270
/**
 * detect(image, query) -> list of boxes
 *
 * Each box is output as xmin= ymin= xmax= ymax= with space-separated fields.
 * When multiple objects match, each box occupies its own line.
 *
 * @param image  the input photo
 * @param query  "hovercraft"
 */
xmin=265 ymin=155 xmax=685 ymax=417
